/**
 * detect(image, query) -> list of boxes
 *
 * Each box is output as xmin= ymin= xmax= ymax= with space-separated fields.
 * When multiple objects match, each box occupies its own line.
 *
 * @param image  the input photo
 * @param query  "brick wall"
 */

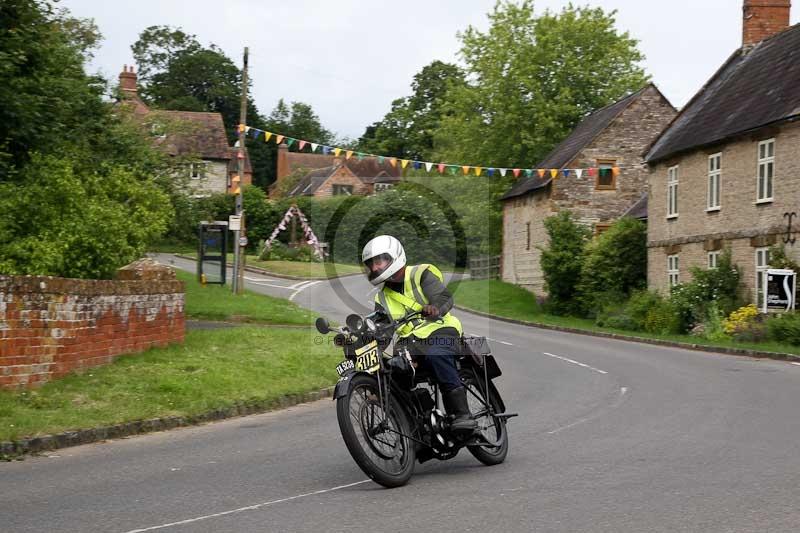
xmin=743 ymin=0 xmax=792 ymax=47
xmin=0 ymin=261 xmax=185 ymax=389
xmin=647 ymin=121 xmax=800 ymax=296
xmin=314 ymin=166 xmax=369 ymax=198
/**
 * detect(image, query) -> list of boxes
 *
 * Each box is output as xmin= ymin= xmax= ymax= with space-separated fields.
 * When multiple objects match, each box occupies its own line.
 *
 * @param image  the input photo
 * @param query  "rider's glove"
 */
xmin=422 ymin=304 xmax=440 ymax=319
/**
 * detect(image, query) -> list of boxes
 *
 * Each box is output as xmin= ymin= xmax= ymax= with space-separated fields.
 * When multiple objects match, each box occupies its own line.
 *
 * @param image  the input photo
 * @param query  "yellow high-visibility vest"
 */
xmin=374 ymin=264 xmax=462 ymax=339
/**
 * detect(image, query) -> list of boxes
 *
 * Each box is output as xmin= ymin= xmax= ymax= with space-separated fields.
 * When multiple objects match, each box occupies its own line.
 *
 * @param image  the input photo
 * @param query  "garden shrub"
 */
xmin=539 ymin=211 xmax=590 ymax=316
xmin=643 ymin=298 xmax=682 ymax=335
xmin=766 ymin=312 xmax=800 ymax=345
xmin=700 ymin=301 xmax=729 ymax=342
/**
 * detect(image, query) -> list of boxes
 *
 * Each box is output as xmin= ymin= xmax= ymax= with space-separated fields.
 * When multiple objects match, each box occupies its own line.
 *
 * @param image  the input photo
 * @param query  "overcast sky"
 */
xmin=61 ymin=0 xmax=799 ymax=140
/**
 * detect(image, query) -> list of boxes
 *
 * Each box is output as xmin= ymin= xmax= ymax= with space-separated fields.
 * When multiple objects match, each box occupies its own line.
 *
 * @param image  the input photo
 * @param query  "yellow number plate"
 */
xmin=354 ymin=341 xmax=380 ymax=372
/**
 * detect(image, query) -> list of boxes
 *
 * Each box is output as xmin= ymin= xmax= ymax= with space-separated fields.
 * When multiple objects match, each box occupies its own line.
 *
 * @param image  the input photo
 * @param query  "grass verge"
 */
xmin=177 ymin=270 xmax=315 ymax=325
xmin=449 ymin=279 xmax=800 ymax=357
xmin=0 ymin=327 xmax=341 ymax=441
xmin=243 ymin=257 xmax=363 ymax=278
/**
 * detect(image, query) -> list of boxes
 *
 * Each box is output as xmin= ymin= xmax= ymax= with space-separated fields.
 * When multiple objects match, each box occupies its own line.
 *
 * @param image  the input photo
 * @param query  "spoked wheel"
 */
xmin=336 ymin=374 xmax=415 ymax=487
xmin=462 ymin=370 xmax=509 ymax=466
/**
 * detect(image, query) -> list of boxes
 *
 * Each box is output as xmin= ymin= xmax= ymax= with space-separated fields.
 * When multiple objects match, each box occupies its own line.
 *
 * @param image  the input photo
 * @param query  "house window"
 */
xmin=526 ymin=222 xmax=531 ymax=251
xmin=667 ymin=165 xmax=679 ymax=218
xmin=667 ymin=254 xmax=679 ymax=287
xmin=594 ymin=223 xmax=612 ymax=236
xmin=596 ymin=159 xmax=617 ymax=190
xmin=332 ymin=184 xmax=354 ymax=196
xmin=756 ymin=247 xmax=770 ymax=306
xmin=189 ymin=162 xmax=206 ymax=180
xmin=708 ymin=251 xmax=721 ymax=269
xmin=757 ymin=139 xmax=775 ymax=202
xmin=707 ymin=153 xmax=721 ymax=211
xmin=374 ymin=183 xmax=394 ymax=193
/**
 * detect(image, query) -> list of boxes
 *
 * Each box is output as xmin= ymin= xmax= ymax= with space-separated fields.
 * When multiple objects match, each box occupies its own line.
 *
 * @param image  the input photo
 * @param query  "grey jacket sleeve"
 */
xmin=420 ymin=269 xmax=454 ymax=315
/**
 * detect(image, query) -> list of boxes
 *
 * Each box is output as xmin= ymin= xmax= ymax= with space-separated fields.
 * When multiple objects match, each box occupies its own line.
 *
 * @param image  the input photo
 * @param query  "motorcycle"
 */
xmin=315 ymin=309 xmax=516 ymax=488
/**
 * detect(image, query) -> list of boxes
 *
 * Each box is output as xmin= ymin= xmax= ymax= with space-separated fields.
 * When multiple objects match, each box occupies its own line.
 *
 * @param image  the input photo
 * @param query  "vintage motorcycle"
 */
xmin=315 ymin=309 xmax=516 ymax=488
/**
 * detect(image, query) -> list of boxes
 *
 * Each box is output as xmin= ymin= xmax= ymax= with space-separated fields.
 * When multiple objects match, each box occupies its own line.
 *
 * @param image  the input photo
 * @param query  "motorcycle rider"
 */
xmin=362 ymin=235 xmax=476 ymax=435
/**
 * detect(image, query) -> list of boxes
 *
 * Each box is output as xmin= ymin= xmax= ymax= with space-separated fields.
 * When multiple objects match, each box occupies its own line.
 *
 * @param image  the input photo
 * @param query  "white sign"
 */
xmin=763 ymin=269 xmax=796 ymax=313
xmin=238 ymin=236 xmax=248 ymax=247
xmin=228 ymin=215 xmax=242 ymax=231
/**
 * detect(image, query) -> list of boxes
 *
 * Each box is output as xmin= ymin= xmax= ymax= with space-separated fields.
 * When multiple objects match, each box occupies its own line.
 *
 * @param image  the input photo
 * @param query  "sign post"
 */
xmin=763 ymin=268 xmax=797 ymax=313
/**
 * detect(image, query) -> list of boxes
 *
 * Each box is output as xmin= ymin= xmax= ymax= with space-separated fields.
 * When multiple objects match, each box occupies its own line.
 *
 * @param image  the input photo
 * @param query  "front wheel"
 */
xmin=336 ymin=374 xmax=415 ymax=488
xmin=463 ymin=371 xmax=509 ymax=466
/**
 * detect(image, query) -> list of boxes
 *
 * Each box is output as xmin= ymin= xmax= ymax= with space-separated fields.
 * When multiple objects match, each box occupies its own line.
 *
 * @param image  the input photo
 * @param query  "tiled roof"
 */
xmin=153 ymin=111 xmax=231 ymax=160
xmin=287 ymin=158 xmax=402 ymax=197
xmin=647 ymin=24 xmax=800 ymax=163
xmin=501 ymin=86 xmax=650 ymax=201
xmin=622 ymin=194 xmax=648 ymax=221
xmin=286 ymin=152 xmax=335 ymax=175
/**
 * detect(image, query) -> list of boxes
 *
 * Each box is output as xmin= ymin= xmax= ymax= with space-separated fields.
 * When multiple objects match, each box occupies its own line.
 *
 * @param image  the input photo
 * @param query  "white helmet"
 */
xmin=362 ymin=235 xmax=406 ymax=285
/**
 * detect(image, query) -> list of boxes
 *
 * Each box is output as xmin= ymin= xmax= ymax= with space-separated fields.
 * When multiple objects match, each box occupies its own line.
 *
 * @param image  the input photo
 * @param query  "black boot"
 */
xmin=442 ymin=386 xmax=477 ymax=435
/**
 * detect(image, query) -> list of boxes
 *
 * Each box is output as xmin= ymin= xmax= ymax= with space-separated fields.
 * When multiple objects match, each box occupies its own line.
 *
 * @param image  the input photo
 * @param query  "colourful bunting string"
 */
xmin=237 ymin=124 xmax=633 ymax=182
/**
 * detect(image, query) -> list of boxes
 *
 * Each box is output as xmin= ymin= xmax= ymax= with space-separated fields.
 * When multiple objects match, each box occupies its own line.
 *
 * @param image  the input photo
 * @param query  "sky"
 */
xmin=61 ymin=0 xmax=800 ymax=141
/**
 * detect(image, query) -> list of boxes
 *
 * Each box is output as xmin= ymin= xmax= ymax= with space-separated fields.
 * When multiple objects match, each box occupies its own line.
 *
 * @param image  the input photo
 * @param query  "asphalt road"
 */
xmin=3 ymin=255 xmax=800 ymax=532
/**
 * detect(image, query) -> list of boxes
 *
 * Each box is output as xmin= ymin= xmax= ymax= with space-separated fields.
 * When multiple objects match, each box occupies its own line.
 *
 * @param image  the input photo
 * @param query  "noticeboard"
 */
xmin=763 ymin=269 xmax=797 ymax=313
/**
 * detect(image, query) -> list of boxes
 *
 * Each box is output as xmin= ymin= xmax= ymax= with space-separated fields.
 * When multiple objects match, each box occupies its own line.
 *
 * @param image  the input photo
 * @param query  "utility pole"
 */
xmin=232 ymin=47 xmax=248 ymax=294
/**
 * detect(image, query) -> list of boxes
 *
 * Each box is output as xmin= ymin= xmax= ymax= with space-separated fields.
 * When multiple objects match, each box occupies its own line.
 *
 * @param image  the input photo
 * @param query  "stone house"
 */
xmin=500 ymin=84 xmax=677 ymax=294
xmin=274 ymin=143 xmax=402 ymax=198
xmin=117 ymin=66 xmax=252 ymax=196
xmin=645 ymin=0 xmax=800 ymax=304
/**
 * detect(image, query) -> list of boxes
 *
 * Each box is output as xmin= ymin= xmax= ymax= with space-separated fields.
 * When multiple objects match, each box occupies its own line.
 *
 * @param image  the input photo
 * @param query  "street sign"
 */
xmin=239 ymin=236 xmax=248 ymax=247
xmin=763 ymin=269 xmax=797 ymax=312
xmin=229 ymin=215 xmax=242 ymax=231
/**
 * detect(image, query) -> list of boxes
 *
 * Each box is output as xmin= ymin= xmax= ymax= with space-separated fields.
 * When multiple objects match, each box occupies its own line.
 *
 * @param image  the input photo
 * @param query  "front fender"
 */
xmin=332 ymin=371 xmax=375 ymax=400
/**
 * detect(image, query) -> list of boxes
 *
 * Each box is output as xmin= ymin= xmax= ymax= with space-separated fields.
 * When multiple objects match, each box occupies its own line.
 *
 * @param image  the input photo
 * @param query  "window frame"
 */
xmin=594 ymin=223 xmax=612 ymax=237
xmin=595 ymin=159 xmax=617 ymax=190
xmin=667 ymin=165 xmax=679 ymax=219
xmin=708 ymin=250 xmax=721 ymax=269
xmin=332 ymin=184 xmax=354 ymax=196
xmin=756 ymin=139 xmax=775 ymax=203
xmin=374 ymin=182 xmax=394 ymax=193
xmin=526 ymin=222 xmax=531 ymax=251
xmin=189 ymin=162 xmax=206 ymax=180
xmin=667 ymin=254 xmax=679 ymax=287
xmin=707 ymin=153 xmax=721 ymax=211
xmin=755 ymin=247 xmax=771 ymax=306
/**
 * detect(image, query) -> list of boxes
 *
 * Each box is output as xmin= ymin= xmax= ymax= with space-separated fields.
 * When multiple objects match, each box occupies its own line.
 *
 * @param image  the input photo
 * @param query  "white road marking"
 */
xmin=122 ymin=480 xmax=370 ymax=532
xmin=242 ymin=277 xmax=295 ymax=290
xmin=542 ymin=352 xmax=608 ymax=374
xmin=792 ymin=362 xmax=800 ymax=367
xmin=547 ymin=387 xmax=628 ymax=435
xmin=466 ymin=333 xmax=514 ymax=346
xmin=289 ymin=280 xmax=321 ymax=302
xmin=289 ymin=279 xmax=315 ymax=290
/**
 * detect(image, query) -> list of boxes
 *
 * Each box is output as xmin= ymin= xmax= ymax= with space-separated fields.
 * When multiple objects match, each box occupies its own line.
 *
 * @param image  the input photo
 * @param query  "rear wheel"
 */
xmin=462 ymin=370 xmax=508 ymax=465
xmin=336 ymin=374 xmax=415 ymax=487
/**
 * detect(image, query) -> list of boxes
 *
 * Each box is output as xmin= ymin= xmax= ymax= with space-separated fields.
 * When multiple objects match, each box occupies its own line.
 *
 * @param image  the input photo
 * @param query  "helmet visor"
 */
xmin=363 ymin=253 xmax=394 ymax=282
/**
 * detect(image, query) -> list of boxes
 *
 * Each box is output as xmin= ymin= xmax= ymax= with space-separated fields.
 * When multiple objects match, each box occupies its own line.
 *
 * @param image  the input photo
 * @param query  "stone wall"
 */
xmin=647 ymin=121 xmax=800 ymax=296
xmin=0 ymin=260 xmax=185 ymax=389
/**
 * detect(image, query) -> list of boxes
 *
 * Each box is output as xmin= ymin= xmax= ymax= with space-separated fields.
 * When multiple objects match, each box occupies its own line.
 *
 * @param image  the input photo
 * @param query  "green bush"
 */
xmin=539 ymin=211 xmax=590 ymax=316
xmin=700 ymin=301 xmax=729 ymax=342
xmin=595 ymin=290 xmax=669 ymax=333
xmin=578 ymin=217 xmax=647 ymax=315
xmin=643 ymin=298 xmax=682 ymax=335
xmin=767 ymin=312 xmax=800 ymax=345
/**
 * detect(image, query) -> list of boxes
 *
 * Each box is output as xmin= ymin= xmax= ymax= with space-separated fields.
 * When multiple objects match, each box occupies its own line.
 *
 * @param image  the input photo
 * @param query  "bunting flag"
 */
xmin=237 ymin=124 xmax=639 ymax=181
xmin=261 ymin=205 xmax=326 ymax=261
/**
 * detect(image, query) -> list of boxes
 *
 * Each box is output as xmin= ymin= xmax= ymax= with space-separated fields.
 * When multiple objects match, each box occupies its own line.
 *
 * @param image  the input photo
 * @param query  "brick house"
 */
xmin=275 ymin=143 xmax=402 ymax=198
xmin=645 ymin=0 xmax=800 ymax=304
xmin=117 ymin=66 xmax=251 ymax=196
xmin=500 ymin=84 xmax=677 ymax=293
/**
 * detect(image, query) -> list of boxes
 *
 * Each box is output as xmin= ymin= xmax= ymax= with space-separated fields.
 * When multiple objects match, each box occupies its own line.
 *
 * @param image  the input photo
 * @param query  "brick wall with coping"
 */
xmin=0 ymin=260 xmax=185 ymax=389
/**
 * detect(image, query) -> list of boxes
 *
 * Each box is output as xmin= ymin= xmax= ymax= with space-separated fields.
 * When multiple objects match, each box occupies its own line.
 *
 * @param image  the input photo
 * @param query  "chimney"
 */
xmin=743 ymin=0 xmax=791 ymax=47
xmin=276 ymin=142 xmax=289 ymax=182
xmin=119 ymin=65 xmax=138 ymax=99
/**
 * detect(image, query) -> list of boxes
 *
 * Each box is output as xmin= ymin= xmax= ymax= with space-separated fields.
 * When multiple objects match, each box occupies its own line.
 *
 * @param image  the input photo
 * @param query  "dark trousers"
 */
xmin=406 ymin=334 xmax=462 ymax=392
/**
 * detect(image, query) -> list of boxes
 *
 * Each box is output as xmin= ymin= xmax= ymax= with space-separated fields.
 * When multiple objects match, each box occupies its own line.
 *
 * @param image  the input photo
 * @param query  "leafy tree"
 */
xmin=539 ymin=211 xmax=591 ymax=315
xmin=358 ymin=60 xmax=466 ymax=160
xmin=577 ymin=217 xmax=647 ymax=314
xmin=433 ymin=1 xmax=649 ymax=168
xmin=0 ymin=0 xmax=106 ymax=177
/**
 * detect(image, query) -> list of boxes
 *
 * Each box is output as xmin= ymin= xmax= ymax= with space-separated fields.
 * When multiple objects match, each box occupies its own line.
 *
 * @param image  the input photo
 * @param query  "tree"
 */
xmin=0 ymin=0 xmax=107 ymax=178
xmin=539 ymin=211 xmax=591 ymax=315
xmin=358 ymin=60 xmax=466 ymax=160
xmin=433 ymin=1 xmax=649 ymax=168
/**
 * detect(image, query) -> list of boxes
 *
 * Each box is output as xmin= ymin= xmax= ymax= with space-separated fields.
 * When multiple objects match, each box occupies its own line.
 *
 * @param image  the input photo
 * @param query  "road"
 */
xmin=3 ymin=254 xmax=800 ymax=532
